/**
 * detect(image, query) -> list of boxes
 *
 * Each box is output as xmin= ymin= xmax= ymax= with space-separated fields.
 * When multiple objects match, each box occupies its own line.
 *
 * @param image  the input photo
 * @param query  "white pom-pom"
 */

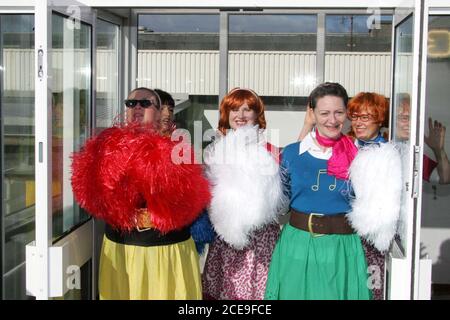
xmin=348 ymin=142 xmax=402 ymax=252
xmin=204 ymin=126 xmax=288 ymax=249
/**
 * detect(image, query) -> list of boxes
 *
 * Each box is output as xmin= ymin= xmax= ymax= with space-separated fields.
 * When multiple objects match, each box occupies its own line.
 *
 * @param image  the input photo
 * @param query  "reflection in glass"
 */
xmin=96 ymin=19 xmax=119 ymax=132
xmin=325 ymin=14 xmax=393 ymax=97
xmin=51 ymin=14 xmax=91 ymax=240
xmin=137 ymin=14 xmax=220 ymax=145
xmin=395 ymin=93 xmax=412 ymax=142
xmin=1 ymin=14 xmax=35 ymax=300
xmin=421 ymin=15 xmax=450 ymax=297
xmin=138 ymin=14 xmax=219 ymax=50
xmin=228 ymin=14 xmax=317 ymax=147
xmin=228 ymin=14 xmax=317 ymax=101
xmin=391 ymin=15 xmax=414 ymax=254
xmin=325 ymin=15 xmax=392 ymax=52
xmin=229 ymin=15 xmax=317 ymax=51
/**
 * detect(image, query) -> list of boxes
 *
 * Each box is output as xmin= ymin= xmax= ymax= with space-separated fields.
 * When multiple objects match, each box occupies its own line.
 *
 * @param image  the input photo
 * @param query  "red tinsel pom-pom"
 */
xmin=71 ymin=124 xmax=211 ymax=233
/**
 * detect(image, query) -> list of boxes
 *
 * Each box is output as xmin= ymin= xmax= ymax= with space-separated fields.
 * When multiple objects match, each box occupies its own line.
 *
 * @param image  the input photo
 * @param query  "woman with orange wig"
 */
xmin=346 ymin=92 xmax=389 ymax=300
xmin=202 ymin=88 xmax=287 ymax=300
xmin=347 ymin=92 xmax=389 ymax=146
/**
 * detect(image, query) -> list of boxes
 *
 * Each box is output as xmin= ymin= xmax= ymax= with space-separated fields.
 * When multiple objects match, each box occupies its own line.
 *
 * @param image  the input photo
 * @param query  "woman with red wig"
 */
xmin=201 ymin=88 xmax=287 ymax=300
xmin=71 ymin=87 xmax=211 ymax=299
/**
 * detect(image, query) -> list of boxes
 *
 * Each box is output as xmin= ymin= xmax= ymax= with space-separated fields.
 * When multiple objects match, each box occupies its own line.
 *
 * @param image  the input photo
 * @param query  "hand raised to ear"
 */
xmin=298 ymin=104 xmax=315 ymax=141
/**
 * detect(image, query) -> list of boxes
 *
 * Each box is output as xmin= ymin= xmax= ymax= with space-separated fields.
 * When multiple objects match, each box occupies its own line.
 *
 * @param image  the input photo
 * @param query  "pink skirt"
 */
xmin=202 ymin=223 xmax=280 ymax=300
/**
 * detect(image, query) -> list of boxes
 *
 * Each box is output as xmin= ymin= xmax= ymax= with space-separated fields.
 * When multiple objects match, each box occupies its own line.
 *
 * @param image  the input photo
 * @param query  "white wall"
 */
xmin=2 ymin=49 xmax=395 ymax=97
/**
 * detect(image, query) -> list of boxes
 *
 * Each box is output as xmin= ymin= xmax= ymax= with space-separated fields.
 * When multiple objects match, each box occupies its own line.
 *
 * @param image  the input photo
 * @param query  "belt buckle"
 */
xmin=308 ymin=213 xmax=325 ymax=237
xmin=136 ymin=225 xmax=152 ymax=233
xmin=135 ymin=208 xmax=153 ymax=233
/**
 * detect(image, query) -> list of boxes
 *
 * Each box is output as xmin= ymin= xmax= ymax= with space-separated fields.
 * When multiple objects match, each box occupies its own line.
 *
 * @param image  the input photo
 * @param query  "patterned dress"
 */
xmin=202 ymin=223 xmax=280 ymax=300
xmin=202 ymin=138 xmax=282 ymax=300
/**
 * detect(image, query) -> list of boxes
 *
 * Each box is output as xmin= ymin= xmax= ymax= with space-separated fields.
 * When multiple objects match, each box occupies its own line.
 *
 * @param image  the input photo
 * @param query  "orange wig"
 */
xmin=347 ymin=92 xmax=389 ymax=127
xmin=218 ymin=88 xmax=266 ymax=135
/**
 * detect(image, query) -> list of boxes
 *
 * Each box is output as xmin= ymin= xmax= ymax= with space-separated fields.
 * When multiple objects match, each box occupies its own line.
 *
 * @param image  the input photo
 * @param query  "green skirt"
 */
xmin=264 ymin=224 xmax=372 ymax=300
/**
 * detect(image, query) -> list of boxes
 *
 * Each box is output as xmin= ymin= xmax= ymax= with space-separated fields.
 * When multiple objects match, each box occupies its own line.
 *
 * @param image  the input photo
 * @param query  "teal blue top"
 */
xmin=281 ymin=141 xmax=352 ymax=215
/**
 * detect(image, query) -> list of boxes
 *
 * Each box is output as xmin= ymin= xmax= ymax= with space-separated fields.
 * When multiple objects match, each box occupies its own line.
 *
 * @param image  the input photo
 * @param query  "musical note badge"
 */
xmin=311 ymin=169 xmax=336 ymax=191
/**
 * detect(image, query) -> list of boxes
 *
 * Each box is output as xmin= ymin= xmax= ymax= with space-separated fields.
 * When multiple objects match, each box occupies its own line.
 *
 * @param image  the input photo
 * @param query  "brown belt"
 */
xmin=289 ymin=209 xmax=354 ymax=236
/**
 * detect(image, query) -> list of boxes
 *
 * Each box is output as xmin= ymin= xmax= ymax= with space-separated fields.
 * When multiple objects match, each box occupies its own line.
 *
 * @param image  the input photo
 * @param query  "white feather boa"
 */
xmin=204 ymin=126 xmax=288 ymax=249
xmin=347 ymin=142 xmax=402 ymax=252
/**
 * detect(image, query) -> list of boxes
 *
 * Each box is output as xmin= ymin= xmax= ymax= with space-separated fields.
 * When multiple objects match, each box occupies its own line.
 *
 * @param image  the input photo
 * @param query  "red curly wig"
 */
xmin=347 ymin=92 xmax=389 ymax=127
xmin=218 ymin=88 xmax=266 ymax=135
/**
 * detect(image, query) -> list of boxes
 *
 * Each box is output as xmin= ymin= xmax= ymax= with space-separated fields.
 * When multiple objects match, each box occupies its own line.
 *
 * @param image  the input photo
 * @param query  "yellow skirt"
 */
xmin=99 ymin=235 xmax=202 ymax=300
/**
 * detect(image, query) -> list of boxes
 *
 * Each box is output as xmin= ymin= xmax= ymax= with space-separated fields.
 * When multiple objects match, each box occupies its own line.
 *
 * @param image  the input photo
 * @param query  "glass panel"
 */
xmin=96 ymin=19 xmax=119 ymax=132
xmin=229 ymin=14 xmax=317 ymax=51
xmin=137 ymin=14 xmax=220 ymax=145
xmin=228 ymin=14 xmax=317 ymax=147
xmin=325 ymin=14 xmax=393 ymax=97
xmin=392 ymin=15 xmax=414 ymax=254
xmin=1 ymin=14 xmax=35 ymax=300
xmin=51 ymin=13 xmax=91 ymax=240
xmin=138 ymin=14 xmax=219 ymax=50
xmin=421 ymin=15 xmax=450 ymax=299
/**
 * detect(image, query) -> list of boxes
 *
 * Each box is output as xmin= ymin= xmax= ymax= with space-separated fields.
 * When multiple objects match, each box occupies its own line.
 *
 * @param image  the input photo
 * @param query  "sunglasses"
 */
xmin=124 ymin=99 xmax=159 ymax=109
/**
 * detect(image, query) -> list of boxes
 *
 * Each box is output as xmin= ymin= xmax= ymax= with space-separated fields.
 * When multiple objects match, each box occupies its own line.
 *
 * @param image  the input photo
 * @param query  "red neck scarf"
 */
xmin=315 ymin=128 xmax=358 ymax=180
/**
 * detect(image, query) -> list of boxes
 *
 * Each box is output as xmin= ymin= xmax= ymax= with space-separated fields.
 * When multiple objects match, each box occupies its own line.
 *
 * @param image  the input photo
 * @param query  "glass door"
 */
xmin=26 ymin=0 xmax=95 ymax=300
xmin=0 ymin=10 xmax=35 ymax=300
xmin=387 ymin=0 xmax=431 ymax=300
xmin=418 ymin=0 xmax=450 ymax=300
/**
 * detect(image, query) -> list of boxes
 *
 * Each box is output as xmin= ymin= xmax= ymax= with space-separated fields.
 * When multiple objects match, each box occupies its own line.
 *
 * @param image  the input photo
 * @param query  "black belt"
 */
xmin=105 ymin=223 xmax=191 ymax=247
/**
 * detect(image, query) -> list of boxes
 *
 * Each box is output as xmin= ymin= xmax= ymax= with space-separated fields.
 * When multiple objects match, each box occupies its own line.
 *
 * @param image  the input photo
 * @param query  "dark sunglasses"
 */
xmin=124 ymin=99 xmax=158 ymax=109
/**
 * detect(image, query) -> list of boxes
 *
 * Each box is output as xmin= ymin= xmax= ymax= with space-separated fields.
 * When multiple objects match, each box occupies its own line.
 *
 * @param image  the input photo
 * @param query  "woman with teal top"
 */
xmin=265 ymin=83 xmax=371 ymax=300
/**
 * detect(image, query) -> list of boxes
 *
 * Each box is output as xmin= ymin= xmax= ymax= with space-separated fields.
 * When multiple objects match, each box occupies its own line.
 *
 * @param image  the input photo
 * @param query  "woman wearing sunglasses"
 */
xmin=72 ymin=87 xmax=210 ymax=300
xmin=124 ymin=87 xmax=161 ymax=125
